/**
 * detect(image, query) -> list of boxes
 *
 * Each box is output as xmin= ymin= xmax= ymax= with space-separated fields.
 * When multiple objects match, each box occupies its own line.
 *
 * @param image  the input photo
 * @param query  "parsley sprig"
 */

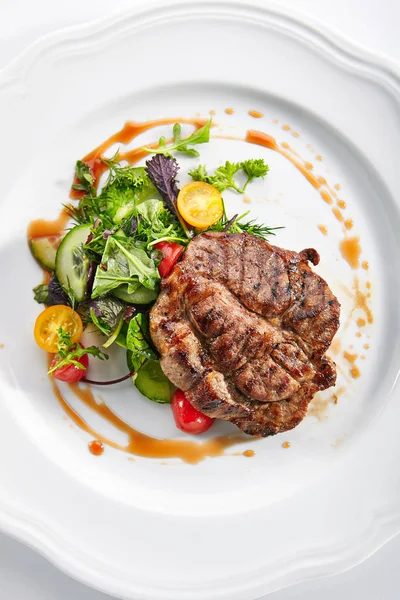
xmin=47 ymin=327 xmax=109 ymax=376
xmin=189 ymin=159 xmax=269 ymax=194
xmin=143 ymin=120 xmax=212 ymax=158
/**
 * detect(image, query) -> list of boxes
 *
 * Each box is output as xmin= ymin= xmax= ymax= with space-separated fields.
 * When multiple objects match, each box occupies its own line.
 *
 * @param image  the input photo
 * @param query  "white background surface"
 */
xmin=1 ymin=0 xmax=399 ymax=598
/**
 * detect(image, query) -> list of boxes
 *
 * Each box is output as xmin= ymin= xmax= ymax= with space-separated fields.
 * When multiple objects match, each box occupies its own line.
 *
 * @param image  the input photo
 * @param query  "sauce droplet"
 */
xmin=334 ymin=183 xmax=341 ymax=191
xmin=0 ymin=343 xmax=4 ymax=349
xmin=357 ymin=318 xmax=366 ymax=327
xmin=321 ymin=191 xmax=333 ymax=205
xmin=356 ymin=331 xmax=362 ymax=338
xmin=318 ymin=225 xmax=328 ymax=235
xmin=243 ymin=195 xmax=251 ymax=204
xmin=209 ymin=109 xmax=216 ymax=115
xmin=243 ymin=449 xmax=255 ymax=457
xmin=248 ymin=110 xmax=263 ymax=118
xmin=292 ymin=131 xmax=300 ymax=138
xmin=332 ymin=206 xmax=344 ymax=222
xmin=282 ymin=441 xmax=290 ymax=449
xmin=343 ymin=351 xmax=361 ymax=379
xmin=316 ymin=155 xmax=323 ymax=161
xmin=340 ymin=236 xmax=361 ymax=269
xmin=362 ymin=260 xmax=369 ymax=270
xmin=337 ymin=199 xmax=346 ymax=209
xmin=273 ymin=119 xmax=279 ymax=124
xmin=366 ymin=281 xmax=371 ymax=289
xmin=344 ymin=219 xmax=354 ymax=230
xmin=282 ymin=124 xmax=290 ymax=131
xmin=305 ymin=161 xmax=313 ymax=171
xmin=364 ymin=343 xmax=370 ymax=350
xmin=89 ymin=440 xmax=104 ymax=456
xmin=225 ymin=108 xmax=234 ymax=115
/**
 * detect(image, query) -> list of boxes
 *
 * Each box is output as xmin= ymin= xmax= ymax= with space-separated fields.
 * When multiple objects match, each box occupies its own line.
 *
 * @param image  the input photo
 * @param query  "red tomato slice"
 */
xmin=155 ymin=241 xmax=184 ymax=278
xmin=50 ymin=347 xmax=89 ymax=383
xmin=171 ymin=390 xmax=214 ymax=434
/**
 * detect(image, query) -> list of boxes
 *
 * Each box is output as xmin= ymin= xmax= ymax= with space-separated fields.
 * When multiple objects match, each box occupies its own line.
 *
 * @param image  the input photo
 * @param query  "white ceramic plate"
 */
xmin=1 ymin=1 xmax=400 ymax=598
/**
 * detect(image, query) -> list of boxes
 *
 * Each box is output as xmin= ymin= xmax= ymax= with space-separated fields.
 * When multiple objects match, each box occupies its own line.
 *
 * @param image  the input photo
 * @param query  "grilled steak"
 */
xmin=150 ymin=232 xmax=340 ymax=436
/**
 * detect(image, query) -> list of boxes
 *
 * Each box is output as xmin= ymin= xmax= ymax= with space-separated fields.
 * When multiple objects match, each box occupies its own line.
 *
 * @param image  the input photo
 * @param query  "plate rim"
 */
xmin=2 ymin=1 xmax=400 ymax=598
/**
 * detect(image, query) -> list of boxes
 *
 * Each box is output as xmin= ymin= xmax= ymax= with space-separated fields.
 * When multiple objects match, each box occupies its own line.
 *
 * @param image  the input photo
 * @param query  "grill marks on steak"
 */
xmin=150 ymin=232 xmax=340 ymax=436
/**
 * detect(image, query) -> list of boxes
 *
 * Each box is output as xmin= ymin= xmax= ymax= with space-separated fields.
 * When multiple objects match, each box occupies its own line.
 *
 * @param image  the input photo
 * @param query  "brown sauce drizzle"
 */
xmin=353 ymin=277 xmax=374 ymax=324
xmin=27 ymin=206 xmax=71 ymax=240
xmin=339 ymin=236 xmax=361 ymax=269
xmin=249 ymin=110 xmax=263 ymax=119
xmin=70 ymin=117 xmax=208 ymax=198
xmin=51 ymin=379 xmax=245 ymax=464
xmin=343 ymin=351 xmax=361 ymax=379
xmin=246 ymin=130 xmax=321 ymax=189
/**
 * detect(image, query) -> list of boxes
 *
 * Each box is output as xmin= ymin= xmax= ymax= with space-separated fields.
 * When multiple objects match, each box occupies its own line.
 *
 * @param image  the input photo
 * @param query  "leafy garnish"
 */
xmin=33 ymin=284 xmax=49 ymax=305
xmin=143 ymin=120 xmax=211 ymax=158
xmin=146 ymin=155 xmax=193 ymax=238
xmin=89 ymin=296 xmax=126 ymax=335
xmin=91 ymin=236 xmax=160 ymax=299
xmin=72 ymin=160 xmax=96 ymax=196
xmin=208 ymin=208 xmax=283 ymax=240
xmin=189 ymin=158 xmax=269 ymax=194
xmin=126 ymin=314 xmax=157 ymax=382
xmin=47 ymin=327 xmax=108 ymax=376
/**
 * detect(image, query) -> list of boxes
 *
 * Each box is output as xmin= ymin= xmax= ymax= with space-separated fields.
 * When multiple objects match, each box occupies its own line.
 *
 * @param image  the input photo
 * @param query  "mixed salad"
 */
xmin=31 ymin=119 xmax=280 ymax=434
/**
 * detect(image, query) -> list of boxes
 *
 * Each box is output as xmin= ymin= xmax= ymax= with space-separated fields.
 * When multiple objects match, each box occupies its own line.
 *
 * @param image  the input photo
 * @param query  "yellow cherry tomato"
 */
xmin=177 ymin=181 xmax=223 ymax=229
xmin=34 ymin=305 xmax=83 ymax=353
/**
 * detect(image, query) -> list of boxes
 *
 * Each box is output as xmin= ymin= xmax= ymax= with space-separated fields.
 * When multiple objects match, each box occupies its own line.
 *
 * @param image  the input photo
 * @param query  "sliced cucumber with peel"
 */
xmin=135 ymin=359 xmax=172 ymax=403
xmin=55 ymin=224 xmax=91 ymax=302
xmin=30 ymin=235 xmax=64 ymax=270
xmin=113 ymin=284 xmax=158 ymax=305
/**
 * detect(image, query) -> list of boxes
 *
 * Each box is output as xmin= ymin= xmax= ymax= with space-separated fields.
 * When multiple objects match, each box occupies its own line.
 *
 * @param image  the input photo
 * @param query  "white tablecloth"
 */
xmin=1 ymin=0 xmax=399 ymax=598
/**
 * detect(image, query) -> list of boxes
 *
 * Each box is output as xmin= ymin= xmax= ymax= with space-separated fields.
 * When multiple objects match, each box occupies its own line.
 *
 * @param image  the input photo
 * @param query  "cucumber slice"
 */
xmin=135 ymin=359 xmax=172 ymax=403
xmin=30 ymin=235 xmax=64 ymax=270
xmin=113 ymin=284 xmax=158 ymax=305
xmin=55 ymin=224 xmax=91 ymax=302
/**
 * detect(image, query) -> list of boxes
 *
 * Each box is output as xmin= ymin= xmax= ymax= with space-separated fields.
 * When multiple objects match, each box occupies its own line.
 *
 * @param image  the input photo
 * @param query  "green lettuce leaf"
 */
xmin=91 ymin=236 xmax=160 ymax=298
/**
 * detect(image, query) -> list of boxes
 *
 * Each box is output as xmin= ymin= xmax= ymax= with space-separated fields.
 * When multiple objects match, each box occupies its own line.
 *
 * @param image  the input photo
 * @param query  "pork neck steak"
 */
xmin=150 ymin=232 xmax=340 ymax=436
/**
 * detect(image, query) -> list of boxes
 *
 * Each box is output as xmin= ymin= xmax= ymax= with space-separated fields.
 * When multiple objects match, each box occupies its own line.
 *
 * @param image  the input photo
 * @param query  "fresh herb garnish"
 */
xmin=208 ymin=208 xmax=283 ymax=240
xmin=72 ymin=160 xmax=96 ymax=196
xmin=189 ymin=159 xmax=269 ymax=194
xmin=143 ymin=120 xmax=211 ymax=158
xmin=146 ymin=154 xmax=193 ymax=238
xmin=47 ymin=327 xmax=108 ymax=376
xmin=33 ymin=284 xmax=49 ymax=305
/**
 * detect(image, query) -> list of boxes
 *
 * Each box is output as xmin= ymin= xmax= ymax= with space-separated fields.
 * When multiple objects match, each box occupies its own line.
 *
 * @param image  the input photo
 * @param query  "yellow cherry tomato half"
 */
xmin=177 ymin=181 xmax=223 ymax=229
xmin=34 ymin=305 xmax=83 ymax=353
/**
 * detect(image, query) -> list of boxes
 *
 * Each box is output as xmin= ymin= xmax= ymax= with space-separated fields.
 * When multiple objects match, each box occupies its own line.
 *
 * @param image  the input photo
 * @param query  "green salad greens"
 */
xmin=31 ymin=118 xmax=281 ymax=405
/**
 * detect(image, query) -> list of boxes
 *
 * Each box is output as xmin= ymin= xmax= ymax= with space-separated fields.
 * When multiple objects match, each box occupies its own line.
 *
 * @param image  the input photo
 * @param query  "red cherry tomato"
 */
xmin=155 ymin=241 xmax=184 ymax=278
xmin=171 ymin=390 xmax=214 ymax=434
xmin=50 ymin=346 xmax=89 ymax=383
